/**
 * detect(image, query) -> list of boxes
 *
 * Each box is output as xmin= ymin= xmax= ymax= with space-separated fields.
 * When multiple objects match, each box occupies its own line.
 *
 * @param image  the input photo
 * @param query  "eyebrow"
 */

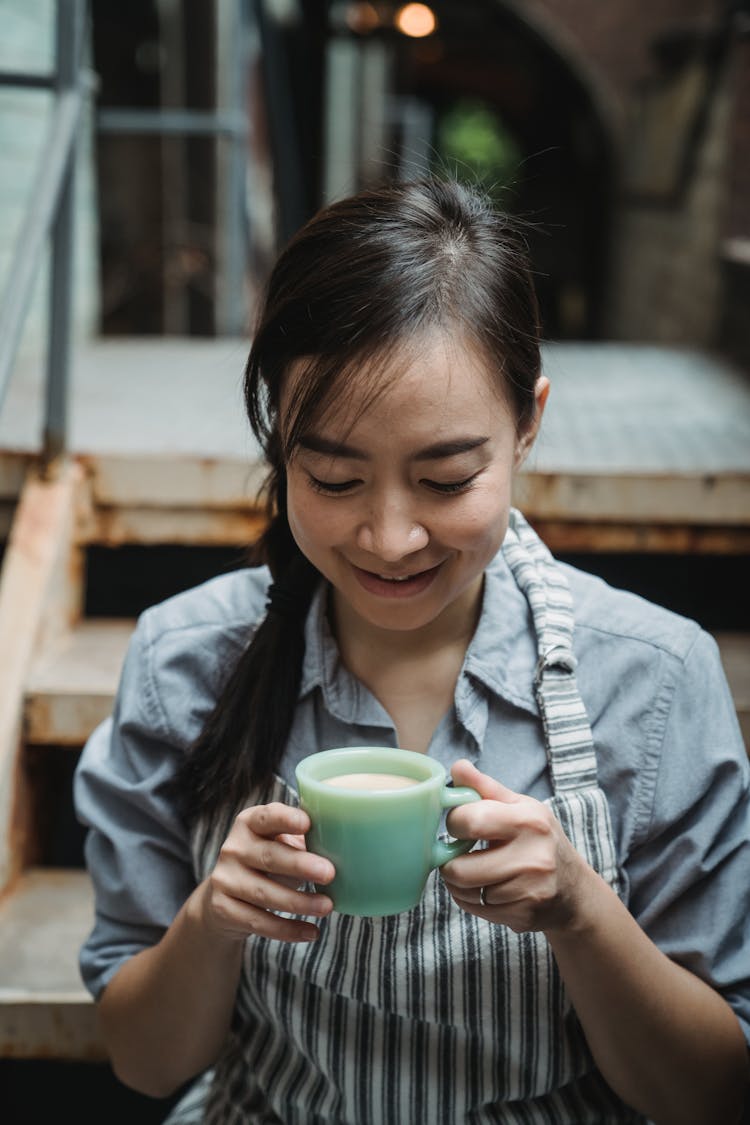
xmin=297 ymin=435 xmax=490 ymax=461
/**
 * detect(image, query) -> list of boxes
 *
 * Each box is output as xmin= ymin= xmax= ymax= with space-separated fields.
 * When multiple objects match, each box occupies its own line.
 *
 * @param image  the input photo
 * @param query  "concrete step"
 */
xmin=0 ymin=868 xmax=104 ymax=1059
xmin=25 ymin=619 xmax=134 ymax=746
xmin=16 ymin=618 xmax=750 ymax=813
xmin=23 ymin=620 xmax=750 ymax=752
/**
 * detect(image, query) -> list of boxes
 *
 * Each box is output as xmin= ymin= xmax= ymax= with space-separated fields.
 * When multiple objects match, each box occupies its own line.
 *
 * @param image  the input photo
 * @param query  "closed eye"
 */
xmin=307 ymin=475 xmax=360 ymax=495
xmin=307 ymin=472 xmax=481 ymax=495
xmin=423 ymin=473 xmax=480 ymax=495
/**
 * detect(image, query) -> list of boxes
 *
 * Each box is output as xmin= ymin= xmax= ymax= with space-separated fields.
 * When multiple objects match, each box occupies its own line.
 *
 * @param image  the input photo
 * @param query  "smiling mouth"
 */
xmin=351 ymin=562 xmax=442 ymax=598
xmin=376 ymin=572 xmax=424 ymax=582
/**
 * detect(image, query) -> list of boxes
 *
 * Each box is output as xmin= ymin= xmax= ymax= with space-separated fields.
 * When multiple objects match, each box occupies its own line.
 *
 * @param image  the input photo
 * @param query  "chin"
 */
xmin=355 ymin=587 xmax=451 ymax=626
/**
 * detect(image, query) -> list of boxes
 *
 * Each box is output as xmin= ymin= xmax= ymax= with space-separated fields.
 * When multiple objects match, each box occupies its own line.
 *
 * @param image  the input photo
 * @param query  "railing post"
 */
xmin=43 ymin=0 xmax=85 ymax=471
xmin=219 ymin=0 xmax=250 ymax=337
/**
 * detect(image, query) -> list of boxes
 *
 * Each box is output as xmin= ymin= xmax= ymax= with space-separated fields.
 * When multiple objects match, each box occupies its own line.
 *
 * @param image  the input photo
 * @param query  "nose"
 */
xmin=356 ymin=496 xmax=429 ymax=561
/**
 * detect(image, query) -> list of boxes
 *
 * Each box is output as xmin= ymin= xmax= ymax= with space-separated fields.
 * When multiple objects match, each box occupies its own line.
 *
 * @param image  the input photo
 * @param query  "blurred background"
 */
xmin=55 ymin=1 xmax=750 ymax=349
xmin=5 ymin=0 xmax=750 ymax=355
xmin=1 ymin=1 xmax=749 ymax=1121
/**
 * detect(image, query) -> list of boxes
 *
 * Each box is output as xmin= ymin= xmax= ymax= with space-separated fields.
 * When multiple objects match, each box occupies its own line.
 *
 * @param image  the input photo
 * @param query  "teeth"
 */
xmin=378 ymin=574 xmax=411 ymax=582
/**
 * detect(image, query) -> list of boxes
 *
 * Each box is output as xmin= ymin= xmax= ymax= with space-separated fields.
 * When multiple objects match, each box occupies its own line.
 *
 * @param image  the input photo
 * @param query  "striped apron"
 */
xmin=181 ymin=511 xmax=645 ymax=1124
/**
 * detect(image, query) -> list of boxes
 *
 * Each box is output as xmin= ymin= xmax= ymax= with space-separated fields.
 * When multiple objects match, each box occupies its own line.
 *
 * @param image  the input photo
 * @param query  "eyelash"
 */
xmin=307 ymin=477 xmax=358 ymax=494
xmin=306 ymin=473 xmax=480 ymax=496
xmin=429 ymin=475 xmax=479 ymax=494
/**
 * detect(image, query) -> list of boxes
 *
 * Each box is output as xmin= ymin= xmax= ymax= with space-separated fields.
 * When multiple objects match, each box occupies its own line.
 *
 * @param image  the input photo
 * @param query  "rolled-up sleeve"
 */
xmin=74 ymin=610 xmax=196 ymax=1000
xmin=625 ymin=629 xmax=750 ymax=1045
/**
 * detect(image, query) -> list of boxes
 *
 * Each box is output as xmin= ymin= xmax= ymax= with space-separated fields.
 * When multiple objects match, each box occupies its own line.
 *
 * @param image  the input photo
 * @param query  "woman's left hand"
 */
xmin=440 ymin=759 xmax=595 ymax=935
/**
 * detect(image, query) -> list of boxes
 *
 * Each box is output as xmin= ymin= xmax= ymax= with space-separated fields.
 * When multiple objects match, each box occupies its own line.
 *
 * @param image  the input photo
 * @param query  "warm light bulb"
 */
xmin=345 ymin=2 xmax=381 ymax=34
xmin=394 ymin=3 xmax=437 ymax=38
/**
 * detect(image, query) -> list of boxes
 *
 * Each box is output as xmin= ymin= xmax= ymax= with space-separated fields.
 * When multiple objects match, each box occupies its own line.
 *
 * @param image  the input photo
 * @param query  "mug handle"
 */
xmin=431 ymin=785 xmax=481 ymax=868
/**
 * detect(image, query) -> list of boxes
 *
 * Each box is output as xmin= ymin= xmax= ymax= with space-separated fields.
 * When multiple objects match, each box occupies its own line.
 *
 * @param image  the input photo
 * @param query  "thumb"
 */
xmin=450 ymin=758 xmax=522 ymax=804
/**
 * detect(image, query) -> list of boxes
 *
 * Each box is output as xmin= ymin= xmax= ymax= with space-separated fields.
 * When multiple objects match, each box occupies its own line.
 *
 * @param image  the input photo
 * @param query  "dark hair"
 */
xmin=178 ymin=178 xmax=541 ymax=826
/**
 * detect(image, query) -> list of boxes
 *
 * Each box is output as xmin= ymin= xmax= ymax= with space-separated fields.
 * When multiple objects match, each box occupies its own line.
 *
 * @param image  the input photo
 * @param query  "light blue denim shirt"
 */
xmin=74 ymin=548 xmax=750 ymax=1045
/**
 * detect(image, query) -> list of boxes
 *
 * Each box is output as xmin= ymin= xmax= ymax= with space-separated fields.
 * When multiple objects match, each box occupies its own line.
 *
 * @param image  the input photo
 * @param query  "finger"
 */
xmin=213 ymin=891 xmax=326 ymax=943
xmin=438 ymin=869 xmax=496 ymax=914
xmin=442 ymin=871 xmax=514 ymax=905
xmin=442 ymin=853 xmax=548 ymax=911
xmin=221 ymin=824 xmax=335 ymax=886
xmin=274 ymin=832 xmax=310 ymax=890
xmin=450 ymin=759 xmax=522 ymax=804
xmin=240 ymin=802 xmax=311 ymax=838
xmin=276 ymin=832 xmax=308 ymax=851
xmin=213 ymin=858 xmax=334 ymax=917
xmin=245 ymin=836 xmax=335 ymax=886
xmin=440 ymin=846 xmax=519 ymax=889
xmin=446 ymin=796 xmax=527 ymax=843
xmin=439 ymin=872 xmax=483 ymax=906
xmin=243 ymin=875 xmax=334 ymax=918
xmin=451 ymin=883 xmax=534 ymax=924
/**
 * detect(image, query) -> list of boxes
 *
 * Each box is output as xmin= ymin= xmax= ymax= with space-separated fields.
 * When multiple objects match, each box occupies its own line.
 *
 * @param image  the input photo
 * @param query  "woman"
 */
xmin=75 ymin=178 xmax=750 ymax=1124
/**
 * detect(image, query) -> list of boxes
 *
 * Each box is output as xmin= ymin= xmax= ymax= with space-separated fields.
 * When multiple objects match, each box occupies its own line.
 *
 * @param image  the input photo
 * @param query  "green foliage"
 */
xmin=434 ymin=98 xmax=521 ymax=205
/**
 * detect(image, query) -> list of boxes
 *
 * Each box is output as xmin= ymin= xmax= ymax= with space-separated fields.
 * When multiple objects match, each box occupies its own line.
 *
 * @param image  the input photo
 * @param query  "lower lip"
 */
xmin=351 ymin=563 xmax=442 ymax=599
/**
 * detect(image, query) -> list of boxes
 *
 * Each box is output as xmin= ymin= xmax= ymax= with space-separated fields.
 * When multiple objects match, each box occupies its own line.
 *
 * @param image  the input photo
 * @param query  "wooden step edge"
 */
xmin=25 ymin=619 xmax=135 ymax=747
xmin=0 ymin=459 xmax=86 ymax=889
xmin=0 ymin=996 xmax=105 ymax=1060
xmin=0 ymin=867 xmax=105 ymax=1059
xmin=0 ymin=988 xmax=91 ymax=1003
xmin=24 ymin=692 xmax=116 ymax=747
xmin=22 ymin=624 xmax=750 ymax=751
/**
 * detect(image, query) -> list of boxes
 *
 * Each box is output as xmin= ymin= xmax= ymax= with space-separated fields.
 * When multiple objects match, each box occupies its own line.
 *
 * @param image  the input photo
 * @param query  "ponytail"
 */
xmin=177 ymin=467 xmax=318 ymax=827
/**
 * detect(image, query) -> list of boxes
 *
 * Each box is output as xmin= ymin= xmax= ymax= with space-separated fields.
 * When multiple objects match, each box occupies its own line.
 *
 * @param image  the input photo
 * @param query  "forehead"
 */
xmin=283 ymin=329 xmax=512 ymax=442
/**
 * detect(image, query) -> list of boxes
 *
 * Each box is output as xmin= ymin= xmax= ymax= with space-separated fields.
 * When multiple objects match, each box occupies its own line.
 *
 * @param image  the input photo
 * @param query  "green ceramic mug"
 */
xmin=295 ymin=747 xmax=481 ymax=917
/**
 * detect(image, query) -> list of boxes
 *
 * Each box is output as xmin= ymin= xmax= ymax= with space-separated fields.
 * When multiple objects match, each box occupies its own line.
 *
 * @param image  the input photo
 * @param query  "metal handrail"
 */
xmin=0 ymin=0 xmax=255 ymax=449
xmin=0 ymin=71 xmax=56 ymax=90
xmin=97 ymin=107 xmax=248 ymax=138
xmin=0 ymin=0 xmax=88 ymax=466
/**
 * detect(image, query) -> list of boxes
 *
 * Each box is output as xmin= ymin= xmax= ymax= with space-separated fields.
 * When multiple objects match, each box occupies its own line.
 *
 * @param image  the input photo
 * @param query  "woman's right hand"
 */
xmin=196 ymin=802 xmax=335 ymax=944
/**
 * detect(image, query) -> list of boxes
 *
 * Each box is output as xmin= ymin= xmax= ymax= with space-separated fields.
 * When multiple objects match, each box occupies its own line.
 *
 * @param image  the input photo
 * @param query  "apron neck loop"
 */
xmin=502 ymin=509 xmax=599 ymax=793
xmin=534 ymin=645 xmax=577 ymax=691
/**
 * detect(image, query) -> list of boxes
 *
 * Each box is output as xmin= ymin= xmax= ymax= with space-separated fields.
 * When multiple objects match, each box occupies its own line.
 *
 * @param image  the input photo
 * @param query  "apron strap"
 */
xmin=502 ymin=510 xmax=599 ymax=792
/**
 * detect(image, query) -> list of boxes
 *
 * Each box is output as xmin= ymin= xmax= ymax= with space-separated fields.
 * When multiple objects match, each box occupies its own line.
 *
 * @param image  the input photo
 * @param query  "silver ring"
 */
xmin=479 ymin=886 xmax=488 ymax=907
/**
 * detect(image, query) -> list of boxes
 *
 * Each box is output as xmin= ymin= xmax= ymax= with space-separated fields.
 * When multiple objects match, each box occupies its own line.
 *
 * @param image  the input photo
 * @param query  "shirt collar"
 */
xmin=300 ymin=581 xmax=335 ymax=700
xmin=300 ymin=582 xmax=393 ymax=727
xmin=462 ymin=550 xmax=539 ymax=717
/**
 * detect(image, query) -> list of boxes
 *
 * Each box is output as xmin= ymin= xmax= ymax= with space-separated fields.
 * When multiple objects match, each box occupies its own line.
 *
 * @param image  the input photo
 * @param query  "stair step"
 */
xmin=0 ymin=868 xmax=104 ymax=1059
xmin=23 ymin=618 xmax=750 ymax=753
xmin=25 ymin=619 xmax=134 ymax=746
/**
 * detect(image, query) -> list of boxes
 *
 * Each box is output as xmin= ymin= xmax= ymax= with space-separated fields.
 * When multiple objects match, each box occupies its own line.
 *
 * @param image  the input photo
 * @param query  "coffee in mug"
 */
xmin=295 ymin=747 xmax=481 ymax=917
xmin=324 ymin=772 xmax=419 ymax=790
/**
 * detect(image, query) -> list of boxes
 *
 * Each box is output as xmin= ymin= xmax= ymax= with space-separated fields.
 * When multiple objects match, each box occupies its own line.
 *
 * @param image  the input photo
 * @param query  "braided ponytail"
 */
xmin=177 ymin=452 xmax=318 ymax=825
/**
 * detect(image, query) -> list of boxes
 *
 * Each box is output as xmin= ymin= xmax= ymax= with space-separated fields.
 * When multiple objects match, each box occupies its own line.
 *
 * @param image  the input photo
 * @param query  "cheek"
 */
xmin=287 ymin=485 xmax=347 ymax=551
xmin=446 ymin=484 xmax=512 ymax=547
xmin=285 ymin=478 xmax=316 ymax=546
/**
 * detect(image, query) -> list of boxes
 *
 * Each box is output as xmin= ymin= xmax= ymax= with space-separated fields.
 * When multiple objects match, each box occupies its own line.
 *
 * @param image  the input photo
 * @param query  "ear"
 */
xmin=514 ymin=375 xmax=550 ymax=468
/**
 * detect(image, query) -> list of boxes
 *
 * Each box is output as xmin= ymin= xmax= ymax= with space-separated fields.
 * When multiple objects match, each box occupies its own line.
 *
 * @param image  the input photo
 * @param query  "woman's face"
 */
xmin=284 ymin=331 xmax=548 ymax=641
